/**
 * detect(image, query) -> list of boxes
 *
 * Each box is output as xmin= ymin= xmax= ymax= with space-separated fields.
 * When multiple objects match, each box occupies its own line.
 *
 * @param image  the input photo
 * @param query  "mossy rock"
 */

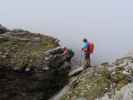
xmin=61 ymin=66 xmax=131 ymax=100
xmin=61 ymin=68 xmax=112 ymax=100
xmin=117 ymin=79 xmax=129 ymax=90
xmin=0 ymin=32 xmax=59 ymax=70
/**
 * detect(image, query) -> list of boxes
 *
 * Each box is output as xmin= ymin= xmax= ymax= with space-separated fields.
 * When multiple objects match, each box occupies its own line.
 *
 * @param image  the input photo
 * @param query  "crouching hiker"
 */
xmin=63 ymin=47 xmax=74 ymax=63
xmin=82 ymin=38 xmax=94 ymax=68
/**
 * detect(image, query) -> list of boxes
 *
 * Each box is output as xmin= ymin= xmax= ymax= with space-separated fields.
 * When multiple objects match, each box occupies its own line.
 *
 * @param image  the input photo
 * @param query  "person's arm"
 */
xmin=63 ymin=49 xmax=68 ymax=56
xmin=82 ymin=43 xmax=88 ymax=52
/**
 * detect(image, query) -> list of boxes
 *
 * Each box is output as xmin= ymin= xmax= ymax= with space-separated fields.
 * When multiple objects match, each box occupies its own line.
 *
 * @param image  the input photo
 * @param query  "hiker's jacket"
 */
xmin=82 ymin=42 xmax=89 ymax=53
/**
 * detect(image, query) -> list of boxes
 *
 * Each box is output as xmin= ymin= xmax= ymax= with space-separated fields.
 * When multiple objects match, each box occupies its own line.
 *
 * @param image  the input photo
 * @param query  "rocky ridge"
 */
xmin=0 ymin=25 xmax=73 ymax=100
xmin=61 ymin=56 xmax=133 ymax=100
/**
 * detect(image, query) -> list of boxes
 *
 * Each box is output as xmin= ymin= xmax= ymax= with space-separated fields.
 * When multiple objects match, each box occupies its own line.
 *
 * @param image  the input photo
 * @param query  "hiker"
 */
xmin=82 ymin=38 xmax=94 ymax=68
xmin=63 ymin=47 xmax=74 ymax=63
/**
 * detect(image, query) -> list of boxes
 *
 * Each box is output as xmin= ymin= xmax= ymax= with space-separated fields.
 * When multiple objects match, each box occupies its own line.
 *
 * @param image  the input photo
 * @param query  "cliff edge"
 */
xmin=0 ymin=25 xmax=73 ymax=100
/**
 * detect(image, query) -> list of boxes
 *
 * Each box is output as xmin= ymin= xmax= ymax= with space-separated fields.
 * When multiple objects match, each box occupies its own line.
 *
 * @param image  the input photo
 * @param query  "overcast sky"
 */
xmin=0 ymin=0 xmax=133 ymax=64
xmin=0 ymin=0 xmax=133 ymax=31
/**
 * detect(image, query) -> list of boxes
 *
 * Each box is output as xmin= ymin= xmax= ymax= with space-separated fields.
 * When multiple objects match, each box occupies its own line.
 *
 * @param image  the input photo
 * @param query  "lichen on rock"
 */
xmin=0 ymin=28 xmax=59 ymax=71
xmin=61 ymin=56 xmax=133 ymax=100
xmin=0 ymin=25 xmax=73 ymax=100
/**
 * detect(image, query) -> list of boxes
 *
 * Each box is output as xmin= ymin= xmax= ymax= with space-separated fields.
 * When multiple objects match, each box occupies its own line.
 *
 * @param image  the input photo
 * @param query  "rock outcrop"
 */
xmin=61 ymin=56 xmax=133 ymax=100
xmin=97 ymin=82 xmax=133 ymax=100
xmin=0 ymin=25 xmax=73 ymax=100
xmin=0 ymin=24 xmax=9 ymax=34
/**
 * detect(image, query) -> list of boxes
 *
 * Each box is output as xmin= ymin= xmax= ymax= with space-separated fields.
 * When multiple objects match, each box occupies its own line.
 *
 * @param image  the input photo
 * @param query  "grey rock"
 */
xmin=11 ymin=29 xmax=30 ymax=33
xmin=98 ymin=83 xmax=133 ymax=100
xmin=0 ymin=25 xmax=73 ymax=100
xmin=0 ymin=24 xmax=9 ymax=34
xmin=69 ymin=66 xmax=84 ymax=77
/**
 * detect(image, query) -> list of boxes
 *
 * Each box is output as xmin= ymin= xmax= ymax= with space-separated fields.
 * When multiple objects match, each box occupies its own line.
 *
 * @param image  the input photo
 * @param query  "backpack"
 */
xmin=69 ymin=49 xmax=74 ymax=57
xmin=88 ymin=42 xmax=94 ymax=53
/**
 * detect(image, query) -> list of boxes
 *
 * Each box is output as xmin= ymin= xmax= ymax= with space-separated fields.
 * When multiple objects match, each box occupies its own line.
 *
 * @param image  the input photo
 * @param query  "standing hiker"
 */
xmin=82 ymin=38 xmax=94 ymax=68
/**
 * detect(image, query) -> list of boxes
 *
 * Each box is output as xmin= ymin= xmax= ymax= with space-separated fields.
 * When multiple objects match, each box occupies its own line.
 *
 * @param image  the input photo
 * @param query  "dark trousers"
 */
xmin=84 ymin=53 xmax=91 ymax=68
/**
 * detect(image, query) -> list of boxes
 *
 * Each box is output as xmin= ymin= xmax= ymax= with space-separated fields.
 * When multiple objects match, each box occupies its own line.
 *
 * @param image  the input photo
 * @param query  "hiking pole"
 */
xmin=80 ymin=50 xmax=83 ymax=66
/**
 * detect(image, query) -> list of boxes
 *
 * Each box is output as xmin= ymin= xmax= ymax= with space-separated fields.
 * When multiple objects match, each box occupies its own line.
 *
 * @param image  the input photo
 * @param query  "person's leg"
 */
xmin=88 ymin=54 xmax=91 ymax=67
xmin=83 ymin=54 xmax=89 ymax=68
xmin=83 ymin=54 xmax=87 ymax=68
xmin=66 ymin=57 xmax=71 ymax=63
xmin=86 ymin=53 xmax=91 ymax=67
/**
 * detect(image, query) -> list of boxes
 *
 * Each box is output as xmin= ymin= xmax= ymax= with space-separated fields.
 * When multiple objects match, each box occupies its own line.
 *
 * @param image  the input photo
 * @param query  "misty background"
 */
xmin=0 ymin=0 xmax=133 ymax=64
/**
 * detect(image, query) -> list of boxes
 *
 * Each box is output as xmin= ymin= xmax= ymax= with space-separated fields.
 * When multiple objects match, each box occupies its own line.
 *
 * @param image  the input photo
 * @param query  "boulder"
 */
xmin=0 ymin=25 xmax=73 ymax=100
xmin=0 ymin=24 xmax=9 ymax=34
